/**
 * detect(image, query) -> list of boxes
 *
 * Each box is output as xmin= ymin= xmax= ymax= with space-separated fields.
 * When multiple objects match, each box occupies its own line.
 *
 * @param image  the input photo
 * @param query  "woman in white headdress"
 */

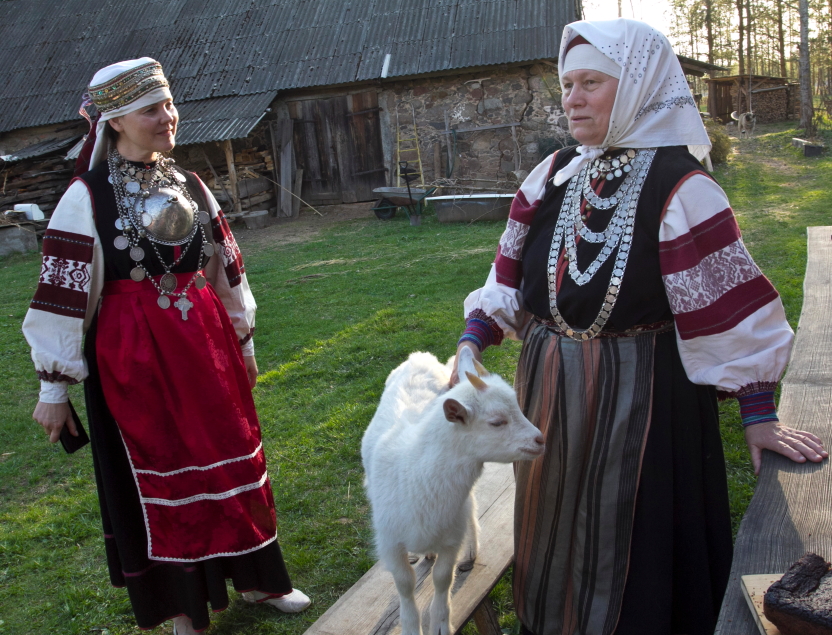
xmin=23 ymin=58 xmax=309 ymax=634
xmin=451 ymin=19 xmax=826 ymax=635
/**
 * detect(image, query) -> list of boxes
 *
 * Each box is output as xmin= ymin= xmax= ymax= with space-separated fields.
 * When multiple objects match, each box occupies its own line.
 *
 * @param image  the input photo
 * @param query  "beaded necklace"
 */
xmin=107 ymin=149 xmax=214 ymax=320
xmin=547 ymin=148 xmax=656 ymax=341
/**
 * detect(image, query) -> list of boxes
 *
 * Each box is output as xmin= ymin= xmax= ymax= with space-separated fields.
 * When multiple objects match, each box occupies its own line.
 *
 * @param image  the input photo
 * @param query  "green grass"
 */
xmin=1 ymin=122 xmax=831 ymax=634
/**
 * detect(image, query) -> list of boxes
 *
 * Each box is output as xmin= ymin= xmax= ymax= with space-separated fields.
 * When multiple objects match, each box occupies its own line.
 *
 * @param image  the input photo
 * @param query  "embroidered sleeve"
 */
xmin=198 ymin=180 xmax=256 ymax=352
xmin=459 ymin=155 xmax=558 ymax=348
xmin=22 ymin=180 xmax=105 ymax=401
xmin=659 ymin=174 xmax=793 ymax=402
xmin=493 ymin=154 xmax=555 ymax=288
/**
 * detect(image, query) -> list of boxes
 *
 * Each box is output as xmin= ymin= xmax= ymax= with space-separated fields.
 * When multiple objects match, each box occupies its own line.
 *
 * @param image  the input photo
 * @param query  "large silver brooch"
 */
xmin=136 ymin=188 xmax=196 ymax=245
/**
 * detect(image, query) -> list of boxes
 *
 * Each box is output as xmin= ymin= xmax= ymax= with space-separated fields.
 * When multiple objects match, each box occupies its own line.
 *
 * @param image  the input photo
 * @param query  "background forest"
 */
xmin=668 ymin=0 xmax=831 ymax=92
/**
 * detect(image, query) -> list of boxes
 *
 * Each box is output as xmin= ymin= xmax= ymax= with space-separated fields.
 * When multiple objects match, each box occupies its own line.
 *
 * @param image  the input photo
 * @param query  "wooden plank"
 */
xmin=304 ymin=462 xmax=516 ymax=635
xmin=272 ymin=119 xmax=295 ymax=218
xmin=222 ymin=140 xmax=242 ymax=216
xmin=716 ymin=226 xmax=832 ymax=634
xmin=292 ymin=168 xmax=303 ymax=218
xmin=780 ymin=227 xmax=832 ymax=384
xmin=472 ymin=599 xmax=502 ymax=635
xmin=740 ymin=574 xmax=782 ymax=635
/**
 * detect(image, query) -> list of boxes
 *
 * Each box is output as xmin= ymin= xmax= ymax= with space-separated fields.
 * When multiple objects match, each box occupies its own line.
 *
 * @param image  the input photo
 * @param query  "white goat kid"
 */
xmin=362 ymin=348 xmax=544 ymax=635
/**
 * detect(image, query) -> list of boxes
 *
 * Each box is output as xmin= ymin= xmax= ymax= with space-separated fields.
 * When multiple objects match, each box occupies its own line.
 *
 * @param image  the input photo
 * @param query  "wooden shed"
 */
xmin=706 ymin=75 xmax=799 ymax=124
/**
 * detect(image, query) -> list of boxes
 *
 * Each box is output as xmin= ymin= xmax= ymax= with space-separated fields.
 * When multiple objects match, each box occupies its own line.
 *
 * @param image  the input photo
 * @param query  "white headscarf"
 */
xmin=553 ymin=19 xmax=711 ymax=186
xmin=86 ymin=58 xmax=173 ymax=170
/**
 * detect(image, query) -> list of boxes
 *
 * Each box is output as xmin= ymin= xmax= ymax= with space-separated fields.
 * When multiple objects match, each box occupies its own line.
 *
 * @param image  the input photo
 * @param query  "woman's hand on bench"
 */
xmin=745 ymin=421 xmax=828 ymax=475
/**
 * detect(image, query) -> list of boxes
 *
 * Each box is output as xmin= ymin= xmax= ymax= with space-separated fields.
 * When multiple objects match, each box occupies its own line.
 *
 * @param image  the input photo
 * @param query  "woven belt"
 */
xmin=534 ymin=317 xmax=674 ymax=338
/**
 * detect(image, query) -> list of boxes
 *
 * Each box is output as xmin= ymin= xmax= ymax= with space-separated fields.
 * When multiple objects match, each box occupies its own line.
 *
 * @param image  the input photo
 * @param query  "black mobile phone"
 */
xmin=59 ymin=399 xmax=90 ymax=454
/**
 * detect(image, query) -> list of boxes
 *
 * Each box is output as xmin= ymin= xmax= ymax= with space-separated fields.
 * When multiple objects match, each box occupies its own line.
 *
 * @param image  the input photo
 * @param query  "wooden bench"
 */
xmin=303 ymin=462 xmax=516 ymax=635
xmin=716 ymin=226 xmax=832 ymax=633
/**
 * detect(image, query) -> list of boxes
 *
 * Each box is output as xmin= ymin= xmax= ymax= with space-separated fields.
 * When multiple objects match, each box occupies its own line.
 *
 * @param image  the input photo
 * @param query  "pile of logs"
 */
xmin=0 ymin=155 xmax=73 ymax=216
xmin=204 ymin=149 xmax=277 ymax=215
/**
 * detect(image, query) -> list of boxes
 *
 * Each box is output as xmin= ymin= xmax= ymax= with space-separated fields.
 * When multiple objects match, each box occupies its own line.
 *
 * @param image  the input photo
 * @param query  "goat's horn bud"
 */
xmin=466 ymin=371 xmax=488 ymax=392
xmin=472 ymin=359 xmax=490 ymax=377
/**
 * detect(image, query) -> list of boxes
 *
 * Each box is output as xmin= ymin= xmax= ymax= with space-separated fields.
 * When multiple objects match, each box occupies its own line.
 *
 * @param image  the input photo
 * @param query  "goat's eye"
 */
xmin=490 ymin=420 xmax=507 ymax=427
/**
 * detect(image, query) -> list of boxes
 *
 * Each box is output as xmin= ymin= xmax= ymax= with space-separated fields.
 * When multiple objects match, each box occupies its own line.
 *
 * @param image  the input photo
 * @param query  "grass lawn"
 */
xmin=1 ymin=121 xmax=831 ymax=635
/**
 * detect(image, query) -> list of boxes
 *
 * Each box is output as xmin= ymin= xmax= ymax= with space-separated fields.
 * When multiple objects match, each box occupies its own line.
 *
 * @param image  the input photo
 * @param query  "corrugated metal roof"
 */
xmin=0 ymin=0 xmax=578 ymax=135
xmin=175 ymin=91 xmax=277 ymax=146
xmin=0 ymin=134 xmax=81 ymax=163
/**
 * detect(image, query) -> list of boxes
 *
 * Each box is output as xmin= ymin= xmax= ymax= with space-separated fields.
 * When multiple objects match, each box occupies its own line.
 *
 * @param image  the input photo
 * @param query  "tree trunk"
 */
xmin=736 ymin=0 xmax=745 ymax=77
xmin=745 ymin=0 xmax=753 ymax=75
xmin=776 ymin=0 xmax=787 ymax=78
xmin=798 ymin=0 xmax=814 ymax=131
xmin=705 ymin=0 xmax=715 ymax=71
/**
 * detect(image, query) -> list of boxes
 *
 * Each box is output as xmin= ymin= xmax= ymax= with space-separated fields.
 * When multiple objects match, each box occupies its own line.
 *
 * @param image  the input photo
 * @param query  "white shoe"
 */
xmin=242 ymin=588 xmax=311 ymax=613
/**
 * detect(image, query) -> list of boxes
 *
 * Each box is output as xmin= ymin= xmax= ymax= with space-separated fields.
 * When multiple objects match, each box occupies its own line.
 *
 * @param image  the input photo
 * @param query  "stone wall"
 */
xmin=379 ymin=64 xmax=571 ymax=192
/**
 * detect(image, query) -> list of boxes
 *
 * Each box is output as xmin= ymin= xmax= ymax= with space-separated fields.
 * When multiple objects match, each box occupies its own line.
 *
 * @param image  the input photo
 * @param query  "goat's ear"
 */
xmin=444 ymin=398 xmax=471 ymax=424
xmin=472 ymin=359 xmax=490 ymax=377
xmin=465 ymin=371 xmax=488 ymax=392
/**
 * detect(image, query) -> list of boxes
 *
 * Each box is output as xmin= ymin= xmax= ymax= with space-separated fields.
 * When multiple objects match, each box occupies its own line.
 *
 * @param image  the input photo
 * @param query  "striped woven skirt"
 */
xmin=513 ymin=322 xmax=733 ymax=635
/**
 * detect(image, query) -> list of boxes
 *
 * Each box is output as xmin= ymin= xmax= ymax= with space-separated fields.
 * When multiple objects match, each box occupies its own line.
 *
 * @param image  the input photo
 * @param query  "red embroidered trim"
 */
xmin=674 ymin=276 xmax=779 ymax=340
xmin=659 ymin=208 xmax=741 ymax=275
xmin=30 ymin=228 xmax=95 ymax=319
xmin=36 ymin=370 xmax=80 ymax=385
xmin=211 ymin=210 xmax=246 ymax=288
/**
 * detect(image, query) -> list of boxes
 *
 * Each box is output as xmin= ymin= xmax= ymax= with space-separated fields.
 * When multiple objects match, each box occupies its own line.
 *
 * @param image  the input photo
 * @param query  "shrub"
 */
xmin=705 ymin=120 xmax=732 ymax=165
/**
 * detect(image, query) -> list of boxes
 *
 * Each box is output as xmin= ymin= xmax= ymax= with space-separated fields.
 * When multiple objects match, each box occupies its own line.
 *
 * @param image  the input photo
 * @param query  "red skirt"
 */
xmin=96 ymin=272 xmax=276 ymax=562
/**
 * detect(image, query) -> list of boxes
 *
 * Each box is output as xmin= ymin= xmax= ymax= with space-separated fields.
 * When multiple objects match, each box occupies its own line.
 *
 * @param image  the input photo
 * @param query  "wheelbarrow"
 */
xmin=373 ymin=162 xmax=436 ymax=225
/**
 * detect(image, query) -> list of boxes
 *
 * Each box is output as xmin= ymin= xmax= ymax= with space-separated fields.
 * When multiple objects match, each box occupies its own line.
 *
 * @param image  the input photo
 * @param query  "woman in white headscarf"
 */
xmin=451 ymin=19 xmax=826 ymax=635
xmin=23 ymin=58 xmax=309 ymax=634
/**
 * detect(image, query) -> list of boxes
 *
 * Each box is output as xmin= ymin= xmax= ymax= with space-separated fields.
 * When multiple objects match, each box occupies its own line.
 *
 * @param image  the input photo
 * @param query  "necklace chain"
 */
xmin=107 ymin=150 xmax=213 ymax=317
xmin=546 ymin=148 xmax=657 ymax=341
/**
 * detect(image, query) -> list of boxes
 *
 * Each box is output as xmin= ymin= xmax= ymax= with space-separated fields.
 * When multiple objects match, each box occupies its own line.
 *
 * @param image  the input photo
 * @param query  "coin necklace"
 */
xmin=589 ymin=148 xmax=637 ymax=181
xmin=108 ymin=149 xmax=214 ymax=319
xmin=547 ymin=148 xmax=656 ymax=341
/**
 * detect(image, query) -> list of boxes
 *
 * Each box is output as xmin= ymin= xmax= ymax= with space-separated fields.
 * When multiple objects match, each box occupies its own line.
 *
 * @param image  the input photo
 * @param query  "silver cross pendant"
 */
xmin=173 ymin=296 xmax=194 ymax=320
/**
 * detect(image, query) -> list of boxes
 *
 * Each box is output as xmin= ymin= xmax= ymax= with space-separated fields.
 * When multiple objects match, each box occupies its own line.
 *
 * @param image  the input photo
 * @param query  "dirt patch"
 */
xmin=233 ymin=202 xmax=377 ymax=249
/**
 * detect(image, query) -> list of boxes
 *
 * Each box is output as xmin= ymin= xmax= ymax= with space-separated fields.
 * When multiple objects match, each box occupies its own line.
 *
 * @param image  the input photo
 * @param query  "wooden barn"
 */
xmin=706 ymin=75 xmax=800 ymax=124
xmin=0 ymin=0 xmax=580 ymax=219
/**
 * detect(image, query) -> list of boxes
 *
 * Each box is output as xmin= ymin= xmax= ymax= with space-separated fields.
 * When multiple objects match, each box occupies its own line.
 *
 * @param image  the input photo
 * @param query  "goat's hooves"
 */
xmin=457 ymin=560 xmax=474 ymax=572
xmin=407 ymin=553 xmax=419 ymax=564
xmin=425 ymin=552 xmax=437 ymax=561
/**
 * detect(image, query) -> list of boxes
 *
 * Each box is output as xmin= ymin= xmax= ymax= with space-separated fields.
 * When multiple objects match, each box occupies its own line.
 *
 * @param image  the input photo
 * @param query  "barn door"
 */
xmin=288 ymin=92 xmax=385 ymax=204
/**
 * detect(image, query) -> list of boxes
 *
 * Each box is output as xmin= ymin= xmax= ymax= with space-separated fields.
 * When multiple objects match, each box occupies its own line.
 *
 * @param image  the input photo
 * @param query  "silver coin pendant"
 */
xmin=130 ymin=267 xmax=146 ymax=282
xmin=114 ymin=236 xmax=130 ymax=250
xmin=160 ymin=273 xmax=177 ymax=293
xmin=129 ymin=246 xmax=145 ymax=261
xmin=157 ymin=295 xmax=171 ymax=310
xmin=198 ymin=211 xmax=210 ymax=225
xmin=175 ymin=172 xmax=187 ymax=182
xmin=115 ymin=218 xmax=123 ymax=230
xmin=125 ymin=181 xmax=141 ymax=194
xmin=195 ymin=275 xmax=207 ymax=290
xmin=203 ymin=243 xmax=215 ymax=257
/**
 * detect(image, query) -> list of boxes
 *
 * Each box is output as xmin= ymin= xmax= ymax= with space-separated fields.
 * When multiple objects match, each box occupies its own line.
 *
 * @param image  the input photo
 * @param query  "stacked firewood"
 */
xmin=204 ymin=149 xmax=277 ymax=214
xmin=0 ymin=155 xmax=73 ymax=216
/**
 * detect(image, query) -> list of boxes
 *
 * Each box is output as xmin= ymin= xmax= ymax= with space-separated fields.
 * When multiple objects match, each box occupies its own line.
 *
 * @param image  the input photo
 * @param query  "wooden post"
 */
xmin=222 ymin=140 xmax=242 ymax=216
xmin=472 ymin=599 xmax=502 ymax=635
xmin=292 ymin=168 xmax=304 ymax=218
xmin=270 ymin=119 xmax=295 ymax=217
xmin=433 ymin=142 xmax=441 ymax=181
xmin=201 ymin=148 xmax=233 ymax=211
